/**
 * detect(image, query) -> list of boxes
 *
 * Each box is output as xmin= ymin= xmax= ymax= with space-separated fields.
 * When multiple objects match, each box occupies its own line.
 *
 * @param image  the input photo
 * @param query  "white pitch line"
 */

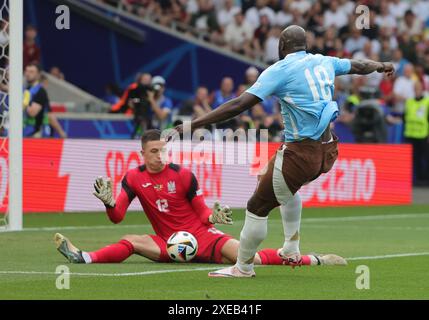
xmin=303 ymin=225 xmax=429 ymax=231
xmin=1 ymin=252 xmax=429 ymax=277
xmin=302 ymin=213 xmax=429 ymax=223
xmin=0 ymin=266 xmax=220 ymax=277
xmin=346 ymin=252 xmax=429 ymax=261
xmin=2 ymin=212 xmax=427 ymax=233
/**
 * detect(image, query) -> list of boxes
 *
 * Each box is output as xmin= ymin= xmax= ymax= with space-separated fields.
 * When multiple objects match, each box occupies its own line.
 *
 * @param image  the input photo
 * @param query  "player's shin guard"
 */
xmin=236 ymin=210 xmax=268 ymax=273
xmin=279 ymin=193 xmax=302 ymax=257
xmin=87 ymin=240 xmax=134 ymax=263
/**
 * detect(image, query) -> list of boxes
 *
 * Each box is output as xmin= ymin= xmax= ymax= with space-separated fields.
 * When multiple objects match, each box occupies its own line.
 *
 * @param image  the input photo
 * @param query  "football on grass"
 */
xmin=166 ymin=231 xmax=198 ymax=262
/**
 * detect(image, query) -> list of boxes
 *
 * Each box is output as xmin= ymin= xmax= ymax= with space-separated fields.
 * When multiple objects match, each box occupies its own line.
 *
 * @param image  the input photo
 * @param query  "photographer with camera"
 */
xmin=129 ymin=73 xmax=154 ymax=138
xmin=147 ymin=76 xmax=173 ymax=131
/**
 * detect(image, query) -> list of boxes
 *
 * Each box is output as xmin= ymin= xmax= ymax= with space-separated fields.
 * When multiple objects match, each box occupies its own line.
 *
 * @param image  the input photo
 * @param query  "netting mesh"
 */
xmin=0 ymin=0 xmax=8 ymax=227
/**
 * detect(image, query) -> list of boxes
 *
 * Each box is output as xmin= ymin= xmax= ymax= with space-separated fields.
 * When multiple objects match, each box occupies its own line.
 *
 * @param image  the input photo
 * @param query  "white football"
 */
xmin=166 ymin=231 xmax=198 ymax=262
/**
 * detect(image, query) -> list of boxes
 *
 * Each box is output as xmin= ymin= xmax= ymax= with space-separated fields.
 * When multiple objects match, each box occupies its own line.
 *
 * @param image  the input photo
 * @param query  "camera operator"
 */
xmin=147 ymin=76 xmax=173 ymax=131
xmin=129 ymin=73 xmax=154 ymax=138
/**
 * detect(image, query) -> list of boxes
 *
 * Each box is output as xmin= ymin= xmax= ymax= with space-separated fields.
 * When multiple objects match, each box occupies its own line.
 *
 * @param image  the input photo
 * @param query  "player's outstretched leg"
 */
xmin=257 ymin=248 xmax=347 ymax=266
xmin=54 ymin=233 xmax=85 ymax=263
xmin=54 ymin=233 xmax=135 ymax=264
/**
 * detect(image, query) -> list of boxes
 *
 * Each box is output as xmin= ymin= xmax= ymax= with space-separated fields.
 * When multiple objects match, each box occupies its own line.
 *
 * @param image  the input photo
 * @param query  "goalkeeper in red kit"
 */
xmin=54 ymin=129 xmax=345 ymax=267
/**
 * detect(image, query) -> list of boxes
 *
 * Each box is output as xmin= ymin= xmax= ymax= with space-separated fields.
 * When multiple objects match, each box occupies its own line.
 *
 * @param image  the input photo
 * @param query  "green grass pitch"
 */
xmin=1 ymin=205 xmax=428 ymax=300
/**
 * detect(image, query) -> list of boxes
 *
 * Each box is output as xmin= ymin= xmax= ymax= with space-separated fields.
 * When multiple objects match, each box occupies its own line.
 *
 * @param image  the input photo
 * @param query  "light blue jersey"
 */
xmin=246 ymin=51 xmax=351 ymax=142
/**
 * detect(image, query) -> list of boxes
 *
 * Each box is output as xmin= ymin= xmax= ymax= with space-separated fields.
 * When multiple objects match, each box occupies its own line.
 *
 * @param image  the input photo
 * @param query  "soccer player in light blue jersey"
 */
xmin=173 ymin=25 xmax=395 ymax=278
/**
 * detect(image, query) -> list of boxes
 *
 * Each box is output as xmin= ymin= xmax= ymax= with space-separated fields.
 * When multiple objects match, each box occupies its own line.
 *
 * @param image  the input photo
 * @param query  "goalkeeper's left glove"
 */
xmin=93 ymin=176 xmax=116 ymax=208
xmin=209 ymin=201 xmax=233 ymax=225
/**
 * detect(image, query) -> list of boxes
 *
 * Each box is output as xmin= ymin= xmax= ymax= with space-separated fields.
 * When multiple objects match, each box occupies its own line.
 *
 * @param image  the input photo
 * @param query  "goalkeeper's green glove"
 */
xmin=93 ymin=176 xmax=116 ymax=208
xmin=209 ymin=201 xmax=233 ymax=225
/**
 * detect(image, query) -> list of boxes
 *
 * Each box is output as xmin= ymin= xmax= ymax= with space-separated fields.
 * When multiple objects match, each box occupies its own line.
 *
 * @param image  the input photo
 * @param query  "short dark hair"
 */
xmin=141 ymin=129 xmax=161 ymax=147
xmin=26 ymin=63 xmax=42 ymax=73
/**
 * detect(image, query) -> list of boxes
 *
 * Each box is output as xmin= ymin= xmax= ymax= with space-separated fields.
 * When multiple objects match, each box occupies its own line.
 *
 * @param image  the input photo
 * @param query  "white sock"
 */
xmin=279 ymin=193 xmax=302 ymax=256
xmin=236 ymin=210 xmax=268 ymax=273
xmin=82 ymin=251 xmax=92 ymax=264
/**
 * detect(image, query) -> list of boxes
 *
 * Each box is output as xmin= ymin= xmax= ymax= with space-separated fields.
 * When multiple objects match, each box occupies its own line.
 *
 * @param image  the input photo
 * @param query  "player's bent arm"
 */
xmin=192 ymin=92 xmax=261 ymax=129
xmin=191 ymin=195 xmax=214 ymax=226
xmin=349 ymin=59 xmax=395 ymax=76
xmin=106 ymin=189 xmax=131 ymax=224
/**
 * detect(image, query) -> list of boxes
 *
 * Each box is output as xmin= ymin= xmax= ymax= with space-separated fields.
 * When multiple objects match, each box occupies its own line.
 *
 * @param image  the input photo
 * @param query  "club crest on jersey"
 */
xmin=154 ymin=184 xmax=163 ymax=191
xmin=167 ymin=181 xmax=176 ymax=194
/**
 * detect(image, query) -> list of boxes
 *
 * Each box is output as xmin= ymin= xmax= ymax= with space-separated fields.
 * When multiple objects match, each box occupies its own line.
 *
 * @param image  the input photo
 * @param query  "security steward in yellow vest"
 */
xmin=404 ymin=82 xmax=429 ymax=184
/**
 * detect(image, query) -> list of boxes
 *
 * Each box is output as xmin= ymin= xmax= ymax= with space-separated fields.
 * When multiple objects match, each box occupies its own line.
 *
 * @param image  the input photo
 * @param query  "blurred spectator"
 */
xmin=190 ymin=0 xmax=222 ymax=43
xmin=415 ymin=65 xmax=429 ymax=93
xmin=252 ymin=14 xmax=272 ymax=60
xmin=245 ymin=0 xmax=276 ymax=29
xmin=121 ymin=0 xmax=156 ymax=17
xmin=168 ymin=0 xmax=191 ymax=27
xmin=412 ymin=0 xmax=429 ymax=25
xmin=264 ymin=26 xmax=281 ymax=63
xmin=217 ymin=0 xmax=241 ymax=29
xmin=103 ymin=83 xmax=122 ymax=105
xmin=379 ymin=38 xmax=394 ymax=62
xmin=49 ymin=66 xmax=65 ymax=80
xmin=148 ymin=76 xmax=174 ymax=130
xmin=323 ymin=0 xmax=348 ymax=30
xmin=388 ymin=0 xmax=410 ymax=21
xmin=344 ymin=27 xmax=369 ymax=55
xmin=212 ymin=76 xmax=235 ymax=108
xmin=191 ymin=86 xmax=212 ymax=118
xmin=178 ymin=86 xmax=211 ymax=118
xmin=224 ymin=11 xmax=254 ymax=56
xmin=379 ymin=73 xmax=395 ymax=107
xmin=375 ymin=1 xmax=396 ymax=33
xmin=23 ymin=64 xmax=50 ymax=137
xmin=403 ymin=81 xmax=429 ymax=185
xmin=23 ymin=25 xmax=41 ymax=69
xmin=275 ymin=1 xmax=293 ymax=28
xmin=398 ymin=10 xmax=423 ymax=38
xmin=423 ymin=49 xmax=429 ymax=75
xmin=391 ymin=48 xmax=410 ymax=76
xmin=243 ymin=66 xmax=259 ymax=87
xmin=306 ymin=1 xmax=324 ymax=35
xmin=393 ymin=63 xmax=416 ymax=112
xmin=289 ymin=0 xmax=311 ymax=14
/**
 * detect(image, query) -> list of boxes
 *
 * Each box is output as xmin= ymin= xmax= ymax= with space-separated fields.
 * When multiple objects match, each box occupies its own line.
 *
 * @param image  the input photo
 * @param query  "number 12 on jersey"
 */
xmin=156 ymin=199 xmax=169 ymax=212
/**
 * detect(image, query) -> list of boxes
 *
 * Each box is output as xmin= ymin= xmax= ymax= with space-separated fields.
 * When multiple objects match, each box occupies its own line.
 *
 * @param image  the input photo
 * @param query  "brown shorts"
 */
xmin=247 ymin=131 xmax=339 ymax=216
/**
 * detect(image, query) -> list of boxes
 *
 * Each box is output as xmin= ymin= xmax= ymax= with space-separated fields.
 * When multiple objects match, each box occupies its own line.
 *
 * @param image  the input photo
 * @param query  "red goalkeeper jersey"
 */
xmin=106 ymin=163 xmax=214 ymax=240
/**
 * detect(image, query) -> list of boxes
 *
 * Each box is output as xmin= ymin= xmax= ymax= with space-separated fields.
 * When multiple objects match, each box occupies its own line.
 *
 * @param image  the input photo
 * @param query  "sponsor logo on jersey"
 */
xmin=154 ymin=184 xmax=163 ymax=191
xmin=142 ymin=183 xmax=152 ymax=188
xmin=167 ymin=181 xmax=176 ymax=194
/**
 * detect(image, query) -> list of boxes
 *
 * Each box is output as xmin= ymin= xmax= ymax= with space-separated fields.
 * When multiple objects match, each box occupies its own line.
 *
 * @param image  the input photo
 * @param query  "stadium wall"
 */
xmin=0 ymin=139 xmax=412 ymax=213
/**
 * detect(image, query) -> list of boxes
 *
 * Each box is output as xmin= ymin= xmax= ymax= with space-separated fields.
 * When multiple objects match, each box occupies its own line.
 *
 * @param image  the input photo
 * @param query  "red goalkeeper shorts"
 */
xmin=149 ymin=227 xmax=233 ymax=264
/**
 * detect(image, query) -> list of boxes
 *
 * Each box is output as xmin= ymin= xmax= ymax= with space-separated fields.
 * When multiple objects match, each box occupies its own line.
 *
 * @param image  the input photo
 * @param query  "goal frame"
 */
xmin=6 ymin=0 xmax=23 ymax=231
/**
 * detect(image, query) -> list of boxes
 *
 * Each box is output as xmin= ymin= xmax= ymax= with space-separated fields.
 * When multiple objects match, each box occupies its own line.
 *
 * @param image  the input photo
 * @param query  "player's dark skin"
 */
xmin=171 ymin=25 xmax=395 ymax=137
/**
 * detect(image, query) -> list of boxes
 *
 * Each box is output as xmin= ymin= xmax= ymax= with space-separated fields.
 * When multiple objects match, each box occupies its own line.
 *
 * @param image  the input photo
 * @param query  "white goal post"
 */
xmin=7 ymin=0 xmax=23 ymax=231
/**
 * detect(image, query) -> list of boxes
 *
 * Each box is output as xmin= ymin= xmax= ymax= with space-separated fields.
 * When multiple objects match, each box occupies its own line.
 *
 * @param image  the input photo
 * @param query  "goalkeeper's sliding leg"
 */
xmin=54 ymin=233 xmax=346 ymax=266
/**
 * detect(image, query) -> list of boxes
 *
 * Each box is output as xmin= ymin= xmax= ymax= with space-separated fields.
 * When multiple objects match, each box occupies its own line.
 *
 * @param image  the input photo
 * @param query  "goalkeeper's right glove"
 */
xmin=93 ymin=176 xmax=116 ymax=208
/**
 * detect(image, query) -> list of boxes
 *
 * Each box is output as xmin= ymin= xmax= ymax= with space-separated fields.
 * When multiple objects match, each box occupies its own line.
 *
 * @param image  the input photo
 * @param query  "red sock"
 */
xmin=89 ymin=240 xmax=134 ymax=263
xmin=257 ymin=248 xmax=312 ymax=266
